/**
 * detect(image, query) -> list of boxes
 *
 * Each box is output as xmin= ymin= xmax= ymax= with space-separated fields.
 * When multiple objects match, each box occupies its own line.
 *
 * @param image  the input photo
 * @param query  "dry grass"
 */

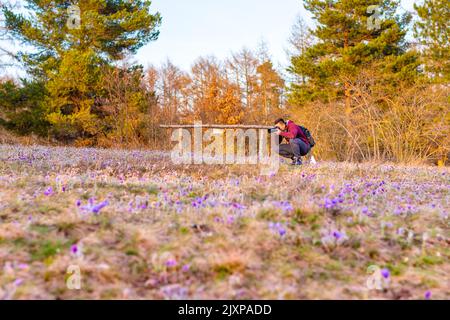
xmin=0 ymin=144 xmax=448 ymax=299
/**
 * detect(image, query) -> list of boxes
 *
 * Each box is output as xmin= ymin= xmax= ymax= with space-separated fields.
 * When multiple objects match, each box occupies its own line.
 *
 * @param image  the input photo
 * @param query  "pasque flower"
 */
xmin=44 ymin=187 xmax=53 ymax=196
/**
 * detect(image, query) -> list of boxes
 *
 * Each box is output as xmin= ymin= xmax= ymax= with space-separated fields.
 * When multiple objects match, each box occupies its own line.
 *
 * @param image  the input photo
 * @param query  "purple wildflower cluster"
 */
xmin=70 ymin=243 xmax=83 ymax=258
xmin=44 ymin=187 xmax=53 ymax=196
xmin=393 ymin=204 xmax=418 ymax=216
xmin=127 ymin=197 xmax=150 ymax=213
xmin=272 ymin=201 xmax=293 ymax=213
xmin=2 ymin=144 xmax=449 ymax=299
xmin=165 ymin=259 xmax=177 ymax=268
xmin=160 ymin=284 xmax=188 ymax=300
xmin=77 ymin=198 xmax=109 ymax=215
xmin=320 ymin=228 xmax=349 ymax=247
xmin=192 ymin=195 xmax=209 ymax=208
xmin=322 ymin=196 xmax=344 ymax=211
xmin=268 ymin=222 xmax=287 ymax=237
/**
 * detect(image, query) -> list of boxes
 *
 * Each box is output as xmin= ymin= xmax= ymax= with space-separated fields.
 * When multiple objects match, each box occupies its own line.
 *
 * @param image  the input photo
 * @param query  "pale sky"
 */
xmin=2 ymin=0 xmax=419 ymax=77
xmin=136 ymin=0 xmax=418 ymax=71
xmin=135 ymin=0 xmax=311 ymax=70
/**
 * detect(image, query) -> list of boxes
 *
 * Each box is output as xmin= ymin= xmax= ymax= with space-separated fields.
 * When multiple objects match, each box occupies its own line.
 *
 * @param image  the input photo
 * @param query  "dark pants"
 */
xmin=279 ymin=138 xmax=310 ymax=159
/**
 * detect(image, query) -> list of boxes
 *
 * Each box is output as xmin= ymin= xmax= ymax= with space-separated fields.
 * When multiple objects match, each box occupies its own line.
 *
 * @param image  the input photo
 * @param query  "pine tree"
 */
xmin=0 ymin=79 xmax=49 ymax=135
xmin=288 ymin=0 xmax=418 ymax=110
xmin=414 ymin=0 xmax=449 ymax=83
xmin=3 ymin=0 xmax=161 ymax=141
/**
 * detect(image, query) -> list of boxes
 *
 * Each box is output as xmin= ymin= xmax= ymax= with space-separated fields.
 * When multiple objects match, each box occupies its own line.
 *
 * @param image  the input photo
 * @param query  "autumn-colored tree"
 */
xmin=156 ymin=60 xmax=191 ymax=123
xmin=226 ymin=47 xmax=285 ymax=123
xmin=190 ymin=57 xmax=243 ymax=124
xmin=227 ymin=48 xmax=259 ymax=114
xmin=254 ymin=60 xmax=285 ymax=121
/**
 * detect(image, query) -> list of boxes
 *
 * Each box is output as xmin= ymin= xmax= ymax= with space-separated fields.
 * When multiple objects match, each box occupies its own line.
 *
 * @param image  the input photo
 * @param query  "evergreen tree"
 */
xmin=414 ymin=0 xmax=449 ymax=83
xmin=3 ymin=0 xmax=161 ymax=141
xmin=0 ymin=79 xmax=49 ymax=135
xmin=288 ymin=0 xmax=418 ymax=110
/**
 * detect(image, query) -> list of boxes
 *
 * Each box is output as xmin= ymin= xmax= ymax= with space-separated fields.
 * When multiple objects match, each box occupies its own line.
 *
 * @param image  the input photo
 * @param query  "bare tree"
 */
xmin=226 ymin=48 xmax=259 ymax=118
xmin=0 ymin=0 xmax=20 ymax=72
xmin=156 ymin=59 xmax=191 ymax=123
xmin=286 ymin=15 xmax=314 ymax=84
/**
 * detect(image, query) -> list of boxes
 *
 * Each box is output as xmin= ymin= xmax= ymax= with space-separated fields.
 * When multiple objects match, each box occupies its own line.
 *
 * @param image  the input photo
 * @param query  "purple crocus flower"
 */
xmin=92 ymin=200 xmax=109 ymax=214
xmin=182 ymin=264 xmax=190 ymax=272
xmin=18 ymin=263 xmax=29 ymax=270
xmin=13 ymin=278 xmax=23 ymax=286
xmin=333 ymin=231 xmax=343 ymax=240
xmin=192 ymin=197 xmax=205 ymax=208
xmin=425 ymin=291 xmax=431 ymax=300
xmin=44 ymin=187 xmax=53 ymax=196
xmin=140 ymin=203 xmax=148 ymax=210
xmin=71 ymin=245 xmax=78 ymax=254
xmin=324 ymin=198 xmax=333 ymax=209
xmin=166 ymin=259 xmax=177 ymax=268
xmin=381 ymin=268 xmax=390 ymax=279
xmin=269 ymin=222 xmax=287 ymax=238
xmin=274 ymin=201 xmax=293 ymax=213
xmin=232 ymin=202 xmax=246 ymax=210
xmin=323 ymin=197 xmax=341 ymax=210
xmin=76 ymin=200 xmax=81 ymax=207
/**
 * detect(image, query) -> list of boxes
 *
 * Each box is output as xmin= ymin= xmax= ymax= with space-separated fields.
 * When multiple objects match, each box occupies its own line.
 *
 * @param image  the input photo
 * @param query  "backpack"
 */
xmin=299 ymin=126 xmax=316 ymax=148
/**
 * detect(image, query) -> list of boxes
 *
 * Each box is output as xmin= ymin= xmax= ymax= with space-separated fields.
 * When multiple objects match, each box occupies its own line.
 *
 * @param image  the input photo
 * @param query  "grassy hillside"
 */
xmin=0 ymin=145 xmax=448 ymax=299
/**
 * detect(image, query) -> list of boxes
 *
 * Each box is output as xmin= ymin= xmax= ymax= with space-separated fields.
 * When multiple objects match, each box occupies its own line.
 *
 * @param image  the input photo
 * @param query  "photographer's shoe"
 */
xmin=291 ymin=157 xmax=303 ymax=166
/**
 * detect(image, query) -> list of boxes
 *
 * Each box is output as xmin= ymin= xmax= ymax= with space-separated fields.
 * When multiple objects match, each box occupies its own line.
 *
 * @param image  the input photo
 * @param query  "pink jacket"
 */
xmin=279 ymin=120 xmax=310 ymax=146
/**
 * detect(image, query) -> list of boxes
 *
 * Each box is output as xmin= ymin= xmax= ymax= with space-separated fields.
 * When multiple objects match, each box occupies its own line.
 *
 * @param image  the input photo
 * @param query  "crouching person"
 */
xmin=274 ymin=118 xmax=311 ymax=165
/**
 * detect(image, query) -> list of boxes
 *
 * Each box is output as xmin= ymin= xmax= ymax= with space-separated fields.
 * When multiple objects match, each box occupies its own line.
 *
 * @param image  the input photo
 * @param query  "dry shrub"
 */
xmin=290 ymin=77 xmax=449 ymax=164
xmin=0 ymin=127 xmax=20 ymax=145
xmin=0 ymin=126 xmax=53 ymax=146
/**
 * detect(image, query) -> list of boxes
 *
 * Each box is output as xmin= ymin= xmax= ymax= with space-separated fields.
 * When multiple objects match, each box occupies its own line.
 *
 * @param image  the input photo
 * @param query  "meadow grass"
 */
xmin=0 ymin=144 xmax=448 ymax=299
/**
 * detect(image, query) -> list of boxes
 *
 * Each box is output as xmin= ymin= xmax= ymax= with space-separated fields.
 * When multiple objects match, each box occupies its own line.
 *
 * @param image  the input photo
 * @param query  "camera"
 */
xmin=268 ymin=127 xmax=279 ymax=134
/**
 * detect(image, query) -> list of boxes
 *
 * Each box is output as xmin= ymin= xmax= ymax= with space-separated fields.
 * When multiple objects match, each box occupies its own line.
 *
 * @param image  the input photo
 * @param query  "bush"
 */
xmin=0 ymin=79 xmax=49 ymax=136
xmin=289 ymin=79 xmax=449 ymax=165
